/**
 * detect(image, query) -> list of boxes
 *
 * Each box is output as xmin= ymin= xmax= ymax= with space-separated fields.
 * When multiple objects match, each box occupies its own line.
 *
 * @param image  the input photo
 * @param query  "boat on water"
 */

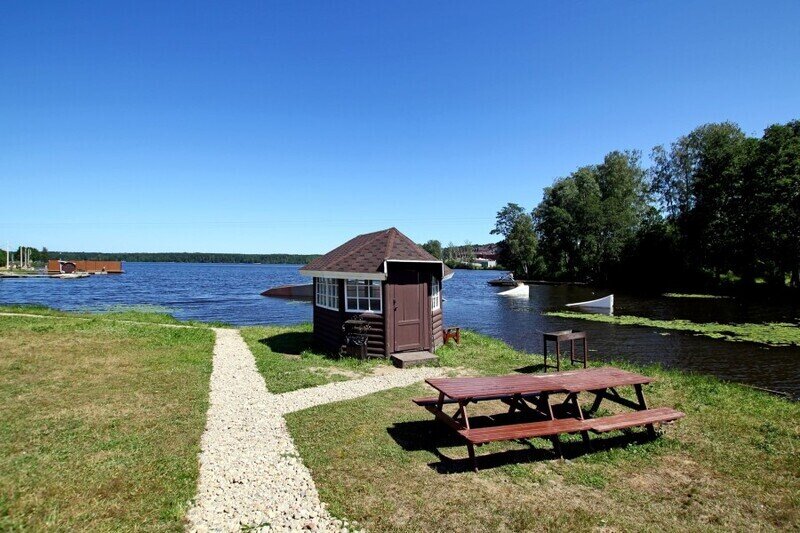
xmin=565 ymin=294 xmax=614 ymax=310
xmin=52 ymin=272 xmax=91 ymax=279
xmin=261 ymin=283 xmax=313 ymax=299
xmin=488 ymin=274 xmax=518 ymax=287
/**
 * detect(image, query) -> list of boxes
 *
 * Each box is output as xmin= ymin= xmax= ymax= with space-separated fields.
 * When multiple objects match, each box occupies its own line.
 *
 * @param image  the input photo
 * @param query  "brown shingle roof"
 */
xmin=300 ymin=227 xmax=451 ymax=278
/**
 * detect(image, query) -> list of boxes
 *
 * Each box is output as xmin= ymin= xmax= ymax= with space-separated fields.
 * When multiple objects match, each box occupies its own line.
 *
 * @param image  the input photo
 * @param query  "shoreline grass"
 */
xmin=0 ymin=311 xmax=215 ymax=530
xmin=285 ymin=328 xmax=799 ymax=531
xmin=545 ymin=310 xmax=800 ymax=346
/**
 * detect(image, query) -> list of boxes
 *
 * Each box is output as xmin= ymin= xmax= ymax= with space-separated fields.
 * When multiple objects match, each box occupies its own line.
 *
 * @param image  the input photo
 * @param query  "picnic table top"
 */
xmin=425 ymin=367 xmax=654 ymax=401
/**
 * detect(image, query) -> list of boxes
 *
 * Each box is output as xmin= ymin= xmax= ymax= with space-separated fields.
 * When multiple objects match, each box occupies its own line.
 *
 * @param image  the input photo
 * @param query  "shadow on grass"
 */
xmin=388 ymin=416 xmax=657 ymax=473
xmin=258 ymin=331 xmax=315 ymax=355
xmin=514 ymin=363 xmax=548 ymax=373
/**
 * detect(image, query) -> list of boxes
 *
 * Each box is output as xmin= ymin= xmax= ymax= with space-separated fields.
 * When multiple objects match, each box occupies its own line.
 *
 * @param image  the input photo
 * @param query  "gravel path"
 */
xmin=186 ymin=329 xmax=441 ymax=531
xmin=276 ymin=366 xmax=444 ymax=414
xmin=186 ymin=328 xmax=344 ymax=532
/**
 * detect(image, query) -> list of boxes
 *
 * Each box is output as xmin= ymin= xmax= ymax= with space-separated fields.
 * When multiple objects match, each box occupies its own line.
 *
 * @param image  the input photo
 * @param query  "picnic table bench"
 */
xmin=414 ymin=367 xmax=684 ymax=471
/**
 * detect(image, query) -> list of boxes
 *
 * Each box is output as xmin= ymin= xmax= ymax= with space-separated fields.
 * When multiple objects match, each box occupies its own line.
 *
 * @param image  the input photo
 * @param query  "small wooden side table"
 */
xmin=543 ymin=330 xmax=588 ymax=372
xmin=443 ymin=327 xmax=461 ymax=345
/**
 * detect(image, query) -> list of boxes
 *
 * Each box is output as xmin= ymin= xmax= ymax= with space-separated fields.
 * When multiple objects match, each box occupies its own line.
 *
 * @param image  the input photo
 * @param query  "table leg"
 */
xmin=543 ymin=340 xmax=548 ymax=372
xmin=467 ymin=442 xmax=478 ymax=472
xmin=556 ymin=342 xmax=561 ymax=372
xmin=572 ymin=393 xmax=592 ymax=451
xmin=460 ymin=401 xmax=471 ymax=430
xmin=583 ymin=338 xmax=589 ymax=368
xmin=634 ymin=384 xmax=657 ymax=438
xmin=540 ymin=393 xmax=563 ymax=459
xmin=587 ymin=388 xmax=605 ymax=415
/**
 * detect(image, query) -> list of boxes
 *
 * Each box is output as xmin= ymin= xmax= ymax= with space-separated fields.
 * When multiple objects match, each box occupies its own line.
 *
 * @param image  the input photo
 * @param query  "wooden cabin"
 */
xmin=300 ymin=228 xmax=452 ymax=364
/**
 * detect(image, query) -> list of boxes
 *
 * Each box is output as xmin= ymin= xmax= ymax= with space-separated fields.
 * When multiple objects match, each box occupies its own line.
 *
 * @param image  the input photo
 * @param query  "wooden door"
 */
xmin=393 ymin=271 xmax=424 ymax=352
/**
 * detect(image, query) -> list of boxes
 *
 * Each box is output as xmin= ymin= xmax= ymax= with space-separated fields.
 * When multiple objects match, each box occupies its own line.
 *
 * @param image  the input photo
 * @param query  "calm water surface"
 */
xmin=1 ymin=263 xmax=798 ymax=397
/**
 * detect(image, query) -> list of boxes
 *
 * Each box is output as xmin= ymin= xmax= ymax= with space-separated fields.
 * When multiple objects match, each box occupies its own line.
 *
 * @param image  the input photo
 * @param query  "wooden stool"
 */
xmin=443 ymin=327 xmax=461 ymax=345
xmin=543 ymin=330 xmax=588 ymax=372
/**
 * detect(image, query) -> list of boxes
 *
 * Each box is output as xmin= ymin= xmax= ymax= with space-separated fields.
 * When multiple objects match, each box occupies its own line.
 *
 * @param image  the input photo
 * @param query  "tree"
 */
xmin=491 ymin=203 xmax=526 ymax=238
xmin=650 ymin=122 xmax=750 ymax=280
xmin=755 ymin=120 xmax=800 ymax=287
xmin=421 ymin=240 xmax=443 ymax=259
xmin=594 ymin=150 xmax=649 ymax=280
xmin=505 ymin=214 xmax=538 ymax=277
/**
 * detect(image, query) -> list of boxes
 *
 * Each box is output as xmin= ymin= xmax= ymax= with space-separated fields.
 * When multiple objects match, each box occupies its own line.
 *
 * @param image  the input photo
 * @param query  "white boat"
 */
xmin=566 ymin=294 xmax=614 ymax=309
xmin=52 ymin=272 xmax=90 ymax=279
xmin=498 ymin=283 xmax=530 ymax=297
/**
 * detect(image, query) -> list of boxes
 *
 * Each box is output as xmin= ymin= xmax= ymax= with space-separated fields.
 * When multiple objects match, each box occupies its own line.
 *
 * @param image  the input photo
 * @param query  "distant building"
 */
xmin=472 ymin=258 xmax=497 ymax=268
xmin=300 ymin=228 xmax=453 ymax=360
xmin=47 ymin=259 xmax=124 ymax=274
xmin=472 ymin=244 xmax=499 ymax=261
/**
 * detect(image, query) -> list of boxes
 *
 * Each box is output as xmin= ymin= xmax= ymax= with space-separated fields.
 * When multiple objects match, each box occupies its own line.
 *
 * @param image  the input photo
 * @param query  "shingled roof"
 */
xmin=300 ymin=227 xmax=452 ymax=280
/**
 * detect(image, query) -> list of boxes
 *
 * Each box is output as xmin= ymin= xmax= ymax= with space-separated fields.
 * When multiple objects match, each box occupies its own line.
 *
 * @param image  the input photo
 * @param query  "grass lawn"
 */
xmin=546 ymin=310 xmax=800 ymax=347
xmin=0 ymin=304 xmax=228 ymax=328
xmin=286 ymin=331 xmax=800 ymax=531
xmin=241 ymin=324 xmax=388 ymax=393
xmin=0 ymin=313 xmax=214 ymax=531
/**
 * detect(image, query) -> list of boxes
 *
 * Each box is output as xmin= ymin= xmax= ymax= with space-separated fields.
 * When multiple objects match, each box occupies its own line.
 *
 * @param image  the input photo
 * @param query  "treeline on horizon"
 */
xmin=490 ymin=119 xmax=800 ymax=292
xmin=44 ymin=252 xmax=320 ymax=264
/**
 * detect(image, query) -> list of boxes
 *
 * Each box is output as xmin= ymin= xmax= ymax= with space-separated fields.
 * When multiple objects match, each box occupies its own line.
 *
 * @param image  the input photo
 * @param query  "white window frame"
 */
xmin=315 ymin=277 xmax=339 ymax=311
xmin=345 ymin=279 xmax=383 ymax=314
xmin=430 ymin=276 xmax=441 ymax=310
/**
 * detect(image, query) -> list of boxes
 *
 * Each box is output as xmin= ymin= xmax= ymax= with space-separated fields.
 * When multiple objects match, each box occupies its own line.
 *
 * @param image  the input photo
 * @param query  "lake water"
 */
xmin=1 ymin=262 xmax=798 ymax=397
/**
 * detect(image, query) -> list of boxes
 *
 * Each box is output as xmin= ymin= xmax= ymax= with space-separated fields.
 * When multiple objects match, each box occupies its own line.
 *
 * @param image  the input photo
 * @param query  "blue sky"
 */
xmin=2 ymin=1 xmax=798 ymax=254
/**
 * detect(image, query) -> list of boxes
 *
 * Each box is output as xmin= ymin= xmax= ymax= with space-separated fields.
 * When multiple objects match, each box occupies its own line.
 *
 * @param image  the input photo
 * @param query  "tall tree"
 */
xmin=505 ymin=213 xmax=539 ymax=277
xmin=491 ymin=203 xmax=530 ymax=272
xmin=650 ymin=122 xmax=749 ymax=280
xmin=756 ymin=120 xmax=800 ymax=287
xmin=421 ymin=239 xmax=443 ymax=259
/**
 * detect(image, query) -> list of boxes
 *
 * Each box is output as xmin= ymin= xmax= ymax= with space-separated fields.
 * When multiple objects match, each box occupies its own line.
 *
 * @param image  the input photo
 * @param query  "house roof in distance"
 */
xmin=300 ymin=227 xmax=452 ymax=280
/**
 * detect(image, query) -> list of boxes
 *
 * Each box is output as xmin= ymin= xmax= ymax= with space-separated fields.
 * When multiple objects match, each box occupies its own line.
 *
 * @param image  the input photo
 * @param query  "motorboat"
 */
xmin=488 ymin=274 xmax=518 ymax=287
xmin=52 ymin=272 xmax=90 ymax=279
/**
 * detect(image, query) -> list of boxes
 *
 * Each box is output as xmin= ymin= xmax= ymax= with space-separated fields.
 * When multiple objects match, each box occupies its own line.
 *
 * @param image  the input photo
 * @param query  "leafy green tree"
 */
xmin=505 ymin=213 xmax=539 ymax=277
xmin=755 ymin=120 xmax=800 ymax=287
xmin=421 ymin=239 xmax=443 ymax=259
xmin=491 ymin=203 xmax=526 ymax=238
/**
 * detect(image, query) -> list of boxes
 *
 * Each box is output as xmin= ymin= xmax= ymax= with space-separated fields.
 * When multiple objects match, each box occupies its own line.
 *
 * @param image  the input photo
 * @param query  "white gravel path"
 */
xmin=186 ymin=328 xmax=344 ymax=532
xmin=186 ymin=328 xmax=442 ymax=532
xmin=276 ymin=367 xmax=444 ymax=415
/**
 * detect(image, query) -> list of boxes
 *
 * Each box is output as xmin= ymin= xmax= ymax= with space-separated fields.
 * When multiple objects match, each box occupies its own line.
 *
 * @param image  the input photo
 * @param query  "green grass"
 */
xmin=240 ymin=325 xmax=388 ymax=393
xmin=0 ymin=312 xmax=215 ymax=531
xmin=0 ymin=304 xmax=228 ymax=328
xmin=545 ymin=310 xmax=800 ymax=346
xmin=286 ymin=331 xmax=800 ymax=532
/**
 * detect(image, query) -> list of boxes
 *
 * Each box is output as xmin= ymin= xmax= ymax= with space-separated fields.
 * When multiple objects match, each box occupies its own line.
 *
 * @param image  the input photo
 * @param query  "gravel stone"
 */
xmin=185 ymin=329 xmax=344 ymax=532
xmin=276 ymin=367 xmax=444 ymax=415
xmin=186 ymin=329 xmax=440 ymax=532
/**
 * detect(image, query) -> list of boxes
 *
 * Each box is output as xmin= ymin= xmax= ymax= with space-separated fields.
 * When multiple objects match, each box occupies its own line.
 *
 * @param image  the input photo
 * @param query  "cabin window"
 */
xmin=345 ymin=279 xmax=382 ymax=313
xmin=430 ymin=276 xmax=441 ymax=310
xmin=315 ymin=277 xmax=339 ymax=310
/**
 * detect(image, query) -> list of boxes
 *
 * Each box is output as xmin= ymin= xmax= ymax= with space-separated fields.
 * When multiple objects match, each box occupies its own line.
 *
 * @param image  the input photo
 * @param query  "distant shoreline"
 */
xmin=47 ymin=252 xmax=321 ymax=265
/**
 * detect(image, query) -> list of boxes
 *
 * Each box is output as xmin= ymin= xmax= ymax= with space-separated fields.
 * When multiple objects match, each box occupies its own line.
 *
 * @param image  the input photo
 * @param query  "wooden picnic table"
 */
xmin=415 ymin=367 xmax=684 ymax=471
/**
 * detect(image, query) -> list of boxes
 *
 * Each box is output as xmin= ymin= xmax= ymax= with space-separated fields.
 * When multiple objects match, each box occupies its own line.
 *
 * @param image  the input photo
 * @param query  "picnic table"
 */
xmin=414 ymin=367 xmax=684 ymax=471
